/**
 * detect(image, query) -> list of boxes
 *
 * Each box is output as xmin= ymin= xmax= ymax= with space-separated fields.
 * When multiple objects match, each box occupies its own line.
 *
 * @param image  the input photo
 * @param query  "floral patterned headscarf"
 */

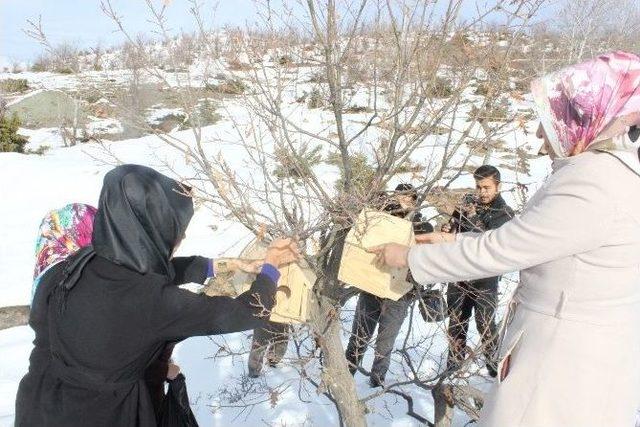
xmin=531 ymin=51 xmax=640 ymax=159
xmin=32 ymin=203 xmax=97 ymax=299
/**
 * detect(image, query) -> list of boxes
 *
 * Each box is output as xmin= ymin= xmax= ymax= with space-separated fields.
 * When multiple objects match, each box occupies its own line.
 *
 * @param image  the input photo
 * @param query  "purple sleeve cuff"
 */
xmin=260 ymin=263 xmax=280 ymax=284
xmin=206 ymin=259 xmax=215 ymax=278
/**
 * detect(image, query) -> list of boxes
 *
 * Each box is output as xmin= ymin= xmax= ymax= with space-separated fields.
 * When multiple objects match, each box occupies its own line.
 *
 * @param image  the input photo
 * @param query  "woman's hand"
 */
xmin=264 ymin=238 xmax=301 ymax=268
xmin=415 ymin=232 xmax=455 ymax=244
xmin=367 ymin=243 xmax=410 ymax=269
xmin=229 ymin=258 xmax=263 ymax=274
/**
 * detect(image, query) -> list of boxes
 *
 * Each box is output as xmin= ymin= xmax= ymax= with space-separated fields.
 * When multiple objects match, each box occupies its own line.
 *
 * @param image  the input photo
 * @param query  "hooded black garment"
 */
xmin=92 ymin=164 xmax=194 ymax=278
xmin=15 ymin=164 xmax=277 ymax=427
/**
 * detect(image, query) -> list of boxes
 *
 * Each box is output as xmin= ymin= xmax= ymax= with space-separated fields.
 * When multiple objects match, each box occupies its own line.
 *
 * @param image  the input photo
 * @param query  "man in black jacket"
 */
xmin=345 ymin=184 xmax=436 ymax=387
xmin=443 ymin=165 xmax=514 ymax=377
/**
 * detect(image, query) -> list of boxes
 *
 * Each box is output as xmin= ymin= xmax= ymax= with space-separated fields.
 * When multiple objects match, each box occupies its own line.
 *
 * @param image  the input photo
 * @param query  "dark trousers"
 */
xmin=446 ymin=281 xmax=498 ymax=371
xmin=248 ymin=322 xmax=289 ymax=376
xmin=345 ymin=292 xmax=410 ymax=382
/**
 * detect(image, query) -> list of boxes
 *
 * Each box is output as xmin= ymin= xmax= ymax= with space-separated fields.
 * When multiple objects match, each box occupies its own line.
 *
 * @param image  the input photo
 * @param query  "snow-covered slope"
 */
xmin=0 ymin=53 xmax=553 ymax=426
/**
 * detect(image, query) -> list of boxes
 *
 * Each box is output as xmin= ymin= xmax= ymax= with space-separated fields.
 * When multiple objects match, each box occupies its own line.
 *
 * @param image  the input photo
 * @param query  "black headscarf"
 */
xmin=92 ymin=164 xmax=194 ymax=278
xmin=56 ymin=165 xmax=193 ymax=311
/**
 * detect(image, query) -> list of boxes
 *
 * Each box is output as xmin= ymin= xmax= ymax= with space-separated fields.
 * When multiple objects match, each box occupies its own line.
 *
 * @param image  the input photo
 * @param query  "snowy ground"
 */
xmin=0 ymin=138 xmax=548 ymax=427
xmin=0 ymin=63 xmax=555 ymax=426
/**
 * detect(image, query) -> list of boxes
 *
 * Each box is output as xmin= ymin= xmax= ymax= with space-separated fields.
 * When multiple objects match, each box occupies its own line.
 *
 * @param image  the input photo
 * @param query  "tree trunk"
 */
xmin=0 ymin=305 xmax=30 ymax=330
xmin=432 ymin=383 xmax=454 ymax=427
xmin=309 ymin=294 xmax=367 ymax=427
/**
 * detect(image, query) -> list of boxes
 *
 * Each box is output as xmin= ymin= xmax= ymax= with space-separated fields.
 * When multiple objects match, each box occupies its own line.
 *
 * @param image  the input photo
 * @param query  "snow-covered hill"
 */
xmin=0 ymin=37 xmax=553 ymax=426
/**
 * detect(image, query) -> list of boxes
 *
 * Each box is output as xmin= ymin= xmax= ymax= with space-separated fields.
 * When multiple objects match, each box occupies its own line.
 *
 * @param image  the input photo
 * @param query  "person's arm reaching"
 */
xmin=170 ymin=256 xmax=263 ymax=286
xmin=152 ymin=239 xmax=300 ymax=340
xmin=154 ymin=266 xmax=279 ymax=340
xmin=170 ymin=256 xmax=211 ymax=285
xmin=407 ymin=163 xmax=612 ymax=285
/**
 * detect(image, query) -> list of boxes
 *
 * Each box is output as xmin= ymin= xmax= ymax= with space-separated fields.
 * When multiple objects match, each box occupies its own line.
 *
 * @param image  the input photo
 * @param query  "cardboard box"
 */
xmin=338 ymin=209 xmax=414 ymax=300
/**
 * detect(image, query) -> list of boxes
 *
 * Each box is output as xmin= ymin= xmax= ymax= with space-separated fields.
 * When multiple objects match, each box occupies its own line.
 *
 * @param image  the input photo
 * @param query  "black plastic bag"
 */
xmin=417 ymin=289 xmax=447 ymax=322
xmin=158 ymin=374 xmax=199 ymax=427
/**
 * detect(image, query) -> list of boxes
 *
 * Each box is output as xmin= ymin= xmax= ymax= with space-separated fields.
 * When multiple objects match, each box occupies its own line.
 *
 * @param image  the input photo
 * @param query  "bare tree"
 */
xmin=22 ymin=0 xmax=550 ymax=425
xmin=89 ymin=42 xmax=105 ymax=71
xmin=557 ymin=0 xmax=640 ymax=65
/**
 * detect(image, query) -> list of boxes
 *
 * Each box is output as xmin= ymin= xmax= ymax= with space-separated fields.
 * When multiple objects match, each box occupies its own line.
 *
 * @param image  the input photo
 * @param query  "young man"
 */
xmin=345 ymin=184 xmax=435 ymax=387
xmin=443 ymin=165 xmax=514 ymax=377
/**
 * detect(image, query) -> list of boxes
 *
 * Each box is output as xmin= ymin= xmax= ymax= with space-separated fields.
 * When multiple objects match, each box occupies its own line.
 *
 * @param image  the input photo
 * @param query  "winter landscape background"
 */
xmin=2 ymin=0 xmax=640 ymax=426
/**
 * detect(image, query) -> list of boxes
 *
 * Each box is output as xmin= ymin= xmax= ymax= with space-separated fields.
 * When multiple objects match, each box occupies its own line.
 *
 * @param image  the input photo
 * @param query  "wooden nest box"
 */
xmin=338 ymin=209 xmax=414 ymax=300
xmin=206 ymin=239 xmax=315 ymax=324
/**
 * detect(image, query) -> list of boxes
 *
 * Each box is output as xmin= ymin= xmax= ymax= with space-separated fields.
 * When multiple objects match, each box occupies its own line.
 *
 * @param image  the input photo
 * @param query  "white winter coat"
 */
xmin=408 ymin=150 xmax=640 ymax=427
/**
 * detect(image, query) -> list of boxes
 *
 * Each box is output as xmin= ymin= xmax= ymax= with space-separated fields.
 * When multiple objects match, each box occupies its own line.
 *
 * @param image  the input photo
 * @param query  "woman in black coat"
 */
xmin=15 ymin=164 xmax=298 ymax=427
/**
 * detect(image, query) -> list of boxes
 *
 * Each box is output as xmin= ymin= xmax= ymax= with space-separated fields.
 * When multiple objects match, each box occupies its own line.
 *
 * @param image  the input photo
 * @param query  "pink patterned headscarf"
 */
xmin=531 ymin=51 xmax=640 ymax=158
xmin=32 ymin=203 xmax=97 ymax=299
